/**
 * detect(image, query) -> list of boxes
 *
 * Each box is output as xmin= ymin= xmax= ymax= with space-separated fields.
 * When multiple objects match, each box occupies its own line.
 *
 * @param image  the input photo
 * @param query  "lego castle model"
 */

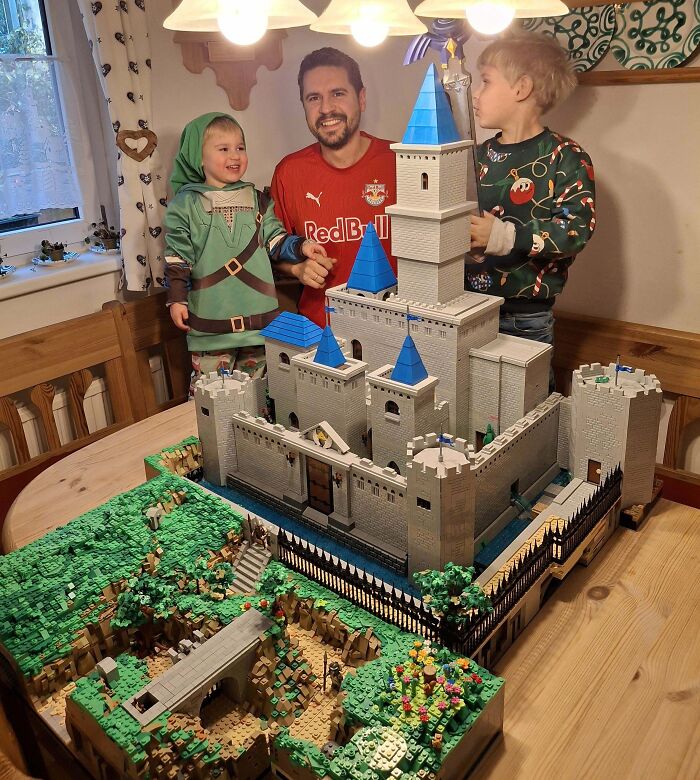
xmin=195 ymin=65 xmax=662 ymax=579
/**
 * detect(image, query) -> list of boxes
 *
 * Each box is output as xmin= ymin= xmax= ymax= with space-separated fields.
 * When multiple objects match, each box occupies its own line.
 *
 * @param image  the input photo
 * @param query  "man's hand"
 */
xmin=291 ymin=252 xmax=337 ymax=290
xmin=169 ymin=302 xmax=190 ymax=332
xmin=470 ymin=212 xmax=496 ymax=250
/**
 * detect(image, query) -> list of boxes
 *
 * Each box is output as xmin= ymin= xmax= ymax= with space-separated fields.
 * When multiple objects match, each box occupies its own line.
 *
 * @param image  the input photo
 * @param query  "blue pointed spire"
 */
xmin=346 ymin=222 xmax=397 ymax=294
xmin=390 ymin=334 xmax=429 ymax=385
xmin=402 ymin=63 xmax=460 ymax=146
xmin=313 ymin=326 xmax=345 ymax=369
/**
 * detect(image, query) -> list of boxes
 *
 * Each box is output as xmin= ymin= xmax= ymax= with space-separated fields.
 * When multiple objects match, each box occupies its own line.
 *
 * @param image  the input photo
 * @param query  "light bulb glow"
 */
xmin=350 ymin=5 xmax=389 ymax=46
xmin=465 ymin=1 xmax=515 ymax=35
xmin=217 ymin=0 xmax=268 ymax=45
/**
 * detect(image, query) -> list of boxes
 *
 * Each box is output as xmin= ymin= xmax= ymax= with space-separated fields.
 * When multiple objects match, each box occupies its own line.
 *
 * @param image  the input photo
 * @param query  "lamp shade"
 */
xmin=414 ymin=0 xmax=567 ymax=19
xmin=311 ymin=0 xmax=427 ymax=36
xmin=163 ymin=0 xmax=317 ymax=31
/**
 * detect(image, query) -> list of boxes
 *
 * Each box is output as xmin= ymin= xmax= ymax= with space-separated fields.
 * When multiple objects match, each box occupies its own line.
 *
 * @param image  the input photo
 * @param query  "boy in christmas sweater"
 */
xmin=165 ymin=113 xmax=328 ymax=389
xmin=466 ymin=34 xmax=595 ymax=345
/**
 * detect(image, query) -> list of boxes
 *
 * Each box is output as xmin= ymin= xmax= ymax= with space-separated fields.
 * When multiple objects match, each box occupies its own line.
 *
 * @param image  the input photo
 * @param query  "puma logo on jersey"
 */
xmin=305 ymin=191 xmax=322 ymax=207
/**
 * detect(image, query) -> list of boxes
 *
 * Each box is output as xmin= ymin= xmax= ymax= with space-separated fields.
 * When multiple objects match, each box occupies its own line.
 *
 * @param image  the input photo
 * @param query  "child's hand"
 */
xmin=470 ymin=212 xmax=496 ymax=250
xmin=169 ymin=302 xmax=190 ymax=332
xmin=292 ymin=248 xmax=337 ymax=290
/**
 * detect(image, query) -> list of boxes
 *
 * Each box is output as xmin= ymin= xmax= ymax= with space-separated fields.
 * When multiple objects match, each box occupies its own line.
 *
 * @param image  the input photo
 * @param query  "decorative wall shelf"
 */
xmin=577 ymin=66 xmax=700 ymax=85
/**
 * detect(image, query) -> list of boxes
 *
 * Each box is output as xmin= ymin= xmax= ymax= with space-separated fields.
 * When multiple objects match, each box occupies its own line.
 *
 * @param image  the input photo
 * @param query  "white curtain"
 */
xmin=76 ymin=0 xmax=167 ymax=291
xmin=0 ymin=56 xmax=80 ymax=219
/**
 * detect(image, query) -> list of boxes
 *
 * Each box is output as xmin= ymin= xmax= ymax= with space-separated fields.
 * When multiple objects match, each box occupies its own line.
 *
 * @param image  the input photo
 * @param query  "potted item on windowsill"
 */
xmin=86 ymin=219 xmax=120 ymax=251
xmin=40 ymin=240 xmax=66 ymax=263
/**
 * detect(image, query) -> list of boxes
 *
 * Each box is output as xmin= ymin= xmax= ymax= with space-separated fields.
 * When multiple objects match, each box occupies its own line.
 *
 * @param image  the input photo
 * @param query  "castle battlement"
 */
xmin=352 ymin=458 xmax=407 ymax=487
xmin=407 ymin=435 xmax=476 ymax=478
xmin=194 ymin=371 xmax=254 ymax=401
xmin=573 ymin=363 xmax=662 ymax=397
xmin=474 ymin=395 xmax=562 ymax=469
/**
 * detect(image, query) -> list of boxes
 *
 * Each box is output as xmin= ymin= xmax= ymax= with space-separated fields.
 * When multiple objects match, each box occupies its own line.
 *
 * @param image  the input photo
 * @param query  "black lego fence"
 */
xmin=277 ymin=467 xmax=622 ymax=657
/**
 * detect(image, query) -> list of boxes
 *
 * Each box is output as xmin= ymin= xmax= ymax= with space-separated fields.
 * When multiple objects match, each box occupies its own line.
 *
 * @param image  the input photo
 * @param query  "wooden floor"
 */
xmin=473 ymin=498 xmax=700 ymax=780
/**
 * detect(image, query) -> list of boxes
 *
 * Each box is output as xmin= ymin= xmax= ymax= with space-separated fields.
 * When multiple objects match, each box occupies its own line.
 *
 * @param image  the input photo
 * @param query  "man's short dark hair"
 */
xmin=297 ymin=47 xmax=364 ymax=101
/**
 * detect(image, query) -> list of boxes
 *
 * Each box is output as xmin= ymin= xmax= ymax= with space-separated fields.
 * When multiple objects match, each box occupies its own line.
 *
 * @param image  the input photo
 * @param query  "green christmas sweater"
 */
xmin=465 ymin=128 xmax=596 ymax=312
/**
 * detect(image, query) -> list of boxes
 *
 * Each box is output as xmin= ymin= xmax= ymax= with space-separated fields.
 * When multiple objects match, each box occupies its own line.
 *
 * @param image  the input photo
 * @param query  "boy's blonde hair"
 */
xmin=477 ymin=33 xmax=577 ymax=114
xmin=203 ymin=115 xmax=244 ymax=141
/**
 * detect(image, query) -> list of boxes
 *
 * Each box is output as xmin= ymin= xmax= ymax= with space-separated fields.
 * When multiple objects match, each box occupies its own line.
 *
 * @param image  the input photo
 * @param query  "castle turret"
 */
xmin=260 ymin=312 xmax=323 ymax=429
xmin=385 ymin=63 xmax=477 ymax=305
xmin=368 ymin=334 xmax=449 ymax=473
xmin=292 ymin=326 xmax=368 ymax=455
xmin=346 ymin=221 xmax=398 ymax=301
xmin=569 ymin=362 xmax=662 ymax=507
xmin=194 ymin=371 xmax=263 ymax=485
xmin=406 ymin=433 xmax=476 ymax=576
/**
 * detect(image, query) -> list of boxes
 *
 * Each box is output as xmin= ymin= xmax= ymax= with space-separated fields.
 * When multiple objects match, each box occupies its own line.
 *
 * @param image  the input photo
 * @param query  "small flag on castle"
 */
xmin=219 ymin=366 xmax=230 ymax=386
xmin=614 ymin=354 xmax=633 ymax=385
xmin=325 ymin=304 xmax=336 ymax=327
xmin=437 ymin=430 xmax=453 ymax=462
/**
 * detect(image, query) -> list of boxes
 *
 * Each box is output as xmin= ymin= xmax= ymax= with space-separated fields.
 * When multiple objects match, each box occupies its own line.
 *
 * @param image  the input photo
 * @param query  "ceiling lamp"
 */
xmin=414 ymin=0 xmax=567 ymax=36
xmin=164 ymin=0 xmax=317 ymax=46
xmin=311 ymin=0 xmax=427 ymax=48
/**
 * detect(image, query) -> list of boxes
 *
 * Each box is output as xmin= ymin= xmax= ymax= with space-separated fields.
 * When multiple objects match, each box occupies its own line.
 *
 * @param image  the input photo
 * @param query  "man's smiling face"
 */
xmin=301 ymin=65 xmax=366 ymax=151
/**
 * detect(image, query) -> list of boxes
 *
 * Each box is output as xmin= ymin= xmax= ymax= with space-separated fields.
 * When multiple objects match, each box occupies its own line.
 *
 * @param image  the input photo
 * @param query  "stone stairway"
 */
xmin=231 ymin=542 xmax=272 ymax=595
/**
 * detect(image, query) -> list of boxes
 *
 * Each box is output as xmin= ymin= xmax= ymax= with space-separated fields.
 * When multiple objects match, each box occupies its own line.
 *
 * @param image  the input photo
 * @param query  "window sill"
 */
xmin=0 ymin=250 xmax=121 ymax=303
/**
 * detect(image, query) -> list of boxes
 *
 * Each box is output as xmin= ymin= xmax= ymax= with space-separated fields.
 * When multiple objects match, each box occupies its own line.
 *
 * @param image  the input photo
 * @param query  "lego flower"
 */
xmin=259 ymin=599 xmax=269 ymax=609
xmin=418 ymin=705 xmax=428 ymax=716
xmin=402 ymin=695 xmax=410 ymax=704
xmin=436 ymin=700 xmax=447 ymax=711
xmin=457 ymin=658 xmax=470 ymax=670
xmin=402 ymin=675 xmax=412 ymax=685
xmin=414 ymin=641 xmax=423 ymax=649
xmin=420 ymin=713 xmax=430 ymax=723
xmin=471 ymin=673 xmax=482 ymax=684
xmin=395 ymin=664 xmax=404 ymax=675
xmin=436 ymin=676 xmax=445 ymax=685
xmin=408 ymin=649 xmax=418 ymax=659
xmin=450 ymin=697 xmax=461 ymax=707
xmin=402 ymin=702 xmax=412 ymax=712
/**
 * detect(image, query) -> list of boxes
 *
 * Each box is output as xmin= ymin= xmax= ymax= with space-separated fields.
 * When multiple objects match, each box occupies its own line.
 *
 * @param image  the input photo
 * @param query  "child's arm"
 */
xmin=472 ymin=150 xmax=596 ymax=263
xmin=258 ymin=191 xmax=337 ymax=290
xmin=164 ymin=198 xmax=195 ymax=332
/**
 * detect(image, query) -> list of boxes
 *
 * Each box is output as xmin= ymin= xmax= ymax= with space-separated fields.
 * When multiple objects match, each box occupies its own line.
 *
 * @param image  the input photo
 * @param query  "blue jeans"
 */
xmin=499 ymin=310 xmax=554 ymax=344
xmin=500 ymin=310 xmax=555 ymax=391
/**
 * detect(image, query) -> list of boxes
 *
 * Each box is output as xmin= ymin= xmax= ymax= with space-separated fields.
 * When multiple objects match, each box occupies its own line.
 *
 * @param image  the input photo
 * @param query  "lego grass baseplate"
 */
xmin=0 ymin=473 xmax=504 ymax=780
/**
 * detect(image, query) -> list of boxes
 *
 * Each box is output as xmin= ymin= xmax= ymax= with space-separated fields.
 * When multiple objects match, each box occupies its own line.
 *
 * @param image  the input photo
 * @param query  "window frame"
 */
xmin=0 ymin=0 xmax=114 ymax=265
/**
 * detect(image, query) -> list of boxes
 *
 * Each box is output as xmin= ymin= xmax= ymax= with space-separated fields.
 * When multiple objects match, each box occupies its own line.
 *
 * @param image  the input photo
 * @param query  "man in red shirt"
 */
xmin=271 ymin=47 xmax=397 ymax=326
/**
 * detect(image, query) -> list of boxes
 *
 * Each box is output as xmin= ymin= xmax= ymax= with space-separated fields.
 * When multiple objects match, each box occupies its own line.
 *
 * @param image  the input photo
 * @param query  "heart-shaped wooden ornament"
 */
xmin=116 ymin=129 xmax=158 ymax=162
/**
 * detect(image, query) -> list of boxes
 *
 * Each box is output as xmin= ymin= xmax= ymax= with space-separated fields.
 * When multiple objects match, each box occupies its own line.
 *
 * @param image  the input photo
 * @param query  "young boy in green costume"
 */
xmin=165 ymin=112 xmax=328 ymax=389
xmin=465 ymin=34 xmax=596 ymax=346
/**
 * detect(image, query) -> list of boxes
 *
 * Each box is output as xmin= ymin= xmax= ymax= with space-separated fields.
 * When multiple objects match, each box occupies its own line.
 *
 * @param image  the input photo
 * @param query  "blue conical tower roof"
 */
xmin=313 ymin=326 xmax=345 ymax=369
xmin=390 ymin=334 xmax=429 ymax=385
xmin=346 ymin=222 xmax=397 ymax=294
xmin=402 ymin=63 xmax=460 ymax=146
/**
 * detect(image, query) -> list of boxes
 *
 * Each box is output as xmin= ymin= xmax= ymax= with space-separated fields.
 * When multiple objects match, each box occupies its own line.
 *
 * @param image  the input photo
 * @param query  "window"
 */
xmin=385 ymin=400 xmax=399 ymax=416
xmin=351 ymin=339 xmax=362 ymax=360
xmin=0 ymin=0 xmax=111 ymax=259
xmin=417 ymin=496 xmax=431 ymax=510
xmin=421 ymin=172 xmax=429 ymax=190
xmin=388 ymin=492 xmax=396 ymax=503
xmin=387 ymin=461 xmax=400 ymax=475
xmin=279 ymin=352 xmax=290 ymax=364
xmin=201 ymin=407 xmax=210 ymax=416
xmin=372 ymin=485 xmax=380 ymax=497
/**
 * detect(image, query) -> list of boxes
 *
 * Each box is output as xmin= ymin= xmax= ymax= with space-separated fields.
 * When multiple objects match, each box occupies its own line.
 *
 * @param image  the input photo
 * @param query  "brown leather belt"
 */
xmin=191 ymin=212 xmax=276 ymax=297
xmin=188 ymin=309 xmax=280 ymax=334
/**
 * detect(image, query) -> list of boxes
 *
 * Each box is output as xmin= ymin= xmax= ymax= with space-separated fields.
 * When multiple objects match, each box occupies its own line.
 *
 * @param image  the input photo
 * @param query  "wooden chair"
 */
xmin=103 ymin=293 xmax=189 ymax=416
xmin=0 ymin=308 xmax=142 ymax=535
xmin=553 ymin=310 xmax=700 ymax=506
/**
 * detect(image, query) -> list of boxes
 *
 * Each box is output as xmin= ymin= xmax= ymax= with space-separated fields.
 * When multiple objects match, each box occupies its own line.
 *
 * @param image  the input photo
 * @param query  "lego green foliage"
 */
xmin=0 ymin=473 xmax=243 ymax=676
xmin=112 ymin=573 xmax=177 ymax=629
xmin=413 ymin=563 xmax=493 ymax=626
xmin=276 ymin=728 xmax=331 ymax=775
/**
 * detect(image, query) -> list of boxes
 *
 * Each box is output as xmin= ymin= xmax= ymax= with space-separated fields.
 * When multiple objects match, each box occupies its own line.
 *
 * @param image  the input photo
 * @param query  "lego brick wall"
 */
xmin=392 ymin=214 xmax=469 ymax=265
xmin=557 ymin=396 xmax=571 ymax=469
xmin=473 ymin=400 xmax=561 ymax=536
xmin=233 ymin=423 xmax=291 ymax=500
xmin=499 ymin=363 xmax=527 ymax=431
xmin=621 ymin=389 xmax=663 ymax=505
xmin=349 ymin=466 xmax=407 ymax=550
xmin=469 ymin=355 xmax=500 ymax=443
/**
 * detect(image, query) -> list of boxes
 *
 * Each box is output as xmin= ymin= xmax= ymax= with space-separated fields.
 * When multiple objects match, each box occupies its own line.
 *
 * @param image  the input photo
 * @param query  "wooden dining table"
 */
xmin=3 ymin=403 xmax=700 ymax=779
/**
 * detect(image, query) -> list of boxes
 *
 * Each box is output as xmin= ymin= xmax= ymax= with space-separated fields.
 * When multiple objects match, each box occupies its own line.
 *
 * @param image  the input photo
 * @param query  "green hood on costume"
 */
xmin=170 ymin=112 xmax=247 ymax=195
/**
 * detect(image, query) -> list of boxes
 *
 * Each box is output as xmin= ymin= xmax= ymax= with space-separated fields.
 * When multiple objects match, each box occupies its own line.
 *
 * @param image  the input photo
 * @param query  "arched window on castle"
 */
xmin=280 ymin=352 xmax=290 ymax=365
xmin=421 ymin=172 xmax=429 ymax=190
xmin=385 ymin=400 xmax=400 ymax=416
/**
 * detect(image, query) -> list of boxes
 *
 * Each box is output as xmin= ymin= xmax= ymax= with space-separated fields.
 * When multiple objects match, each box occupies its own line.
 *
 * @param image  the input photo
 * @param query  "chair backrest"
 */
xmin=0 ymin=308 xmax=142 ymax=531
xmin=103 ymin=293 xmax=189 ymax=416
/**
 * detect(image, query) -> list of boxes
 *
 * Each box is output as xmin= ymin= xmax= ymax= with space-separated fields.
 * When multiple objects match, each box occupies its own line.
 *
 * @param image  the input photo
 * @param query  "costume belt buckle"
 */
xmin=225 ymin=256 xmax=242 ymax=276
xmin=230 ymin=316 xmax=245 ymax=333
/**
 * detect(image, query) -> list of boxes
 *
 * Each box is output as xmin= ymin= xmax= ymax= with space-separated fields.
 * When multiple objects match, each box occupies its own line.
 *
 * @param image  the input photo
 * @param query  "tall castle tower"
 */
xmin=386 ymin=63 xmax=476 ymax=305
xmin=327 ymin=64 xmax=503 ymax=440
xmin=406 ymin=433 xmax=476 ymax=576
xmin=368 ymin=334 xmax=449 ymax=474
xmin=194 ymin=371 xmax=263 ymax=485
xmin=292 ymin=326 xmax=368 ymax=455
xmin=569 ymin=363 xmax=662 ymax=507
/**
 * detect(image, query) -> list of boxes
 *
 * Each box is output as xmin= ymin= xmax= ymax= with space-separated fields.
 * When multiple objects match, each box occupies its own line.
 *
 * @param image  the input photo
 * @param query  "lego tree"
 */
xmin=414 ymin=563 xmax=492 ymax=626
xmin=112 ymin=573 xmax=177 ymax=652
xmin=258 ymin=561 xmax=297 ymax=618
xmin=204 ymin=561 xmax=235 ymax=594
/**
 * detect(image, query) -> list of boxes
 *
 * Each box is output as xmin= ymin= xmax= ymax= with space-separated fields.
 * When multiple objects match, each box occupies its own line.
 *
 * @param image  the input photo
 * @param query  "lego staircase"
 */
xmin=230 ymin=542 xmax=271 ymax=595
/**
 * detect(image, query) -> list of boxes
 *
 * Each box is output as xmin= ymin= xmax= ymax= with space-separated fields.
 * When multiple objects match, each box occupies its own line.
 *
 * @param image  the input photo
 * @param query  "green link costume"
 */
xmin=465 ymin=128 xmax=596 ymax=312
xmin=165 ymin=112 xmax=305 ymax=352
